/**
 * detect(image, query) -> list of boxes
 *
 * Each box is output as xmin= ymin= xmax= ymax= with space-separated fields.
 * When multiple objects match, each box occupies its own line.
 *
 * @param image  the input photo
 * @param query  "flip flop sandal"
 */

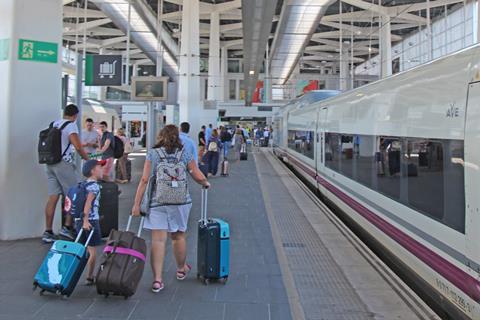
xmin=151 ymin=280 xmax=164 ymax=293
xmin=176 ymin=264 xmax=191 ymax=281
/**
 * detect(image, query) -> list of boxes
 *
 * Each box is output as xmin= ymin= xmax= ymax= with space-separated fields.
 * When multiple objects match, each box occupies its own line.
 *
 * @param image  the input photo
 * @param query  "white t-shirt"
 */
xmin=263 ymin=130 xmax=270 ymax=138
xmin=52 ymin=119 xmax=79 ymax=163
xmin=82 ymin=129 xmax=99 ymax=154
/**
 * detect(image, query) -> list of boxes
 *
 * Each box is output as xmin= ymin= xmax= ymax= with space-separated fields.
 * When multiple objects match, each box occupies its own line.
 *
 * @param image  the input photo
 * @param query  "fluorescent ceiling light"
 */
xmin=249 ymin=70 xmax=255 ymax=75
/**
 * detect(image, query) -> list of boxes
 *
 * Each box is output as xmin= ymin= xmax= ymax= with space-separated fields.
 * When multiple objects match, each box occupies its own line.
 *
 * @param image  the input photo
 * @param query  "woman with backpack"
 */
xmin=131 ymin=125 xmax=210 ymax=293
xmin=205 ymin=129 xmax=223 ymax=177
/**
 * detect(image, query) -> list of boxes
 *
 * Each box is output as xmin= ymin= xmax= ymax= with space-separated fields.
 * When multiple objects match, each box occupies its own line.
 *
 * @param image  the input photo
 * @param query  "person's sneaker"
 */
xmin=59 ymin=226 xmax=76 ymax=241
xmin=42 ymin=231 xmax=58 ymax=244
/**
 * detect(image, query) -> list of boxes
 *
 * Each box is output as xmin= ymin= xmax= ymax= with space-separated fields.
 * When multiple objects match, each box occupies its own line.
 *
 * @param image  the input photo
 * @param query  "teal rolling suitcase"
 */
xmin=33 ymin=229 xmax=94 ymax=297
xmin=197 ymin=188 xmax=230 ymax=285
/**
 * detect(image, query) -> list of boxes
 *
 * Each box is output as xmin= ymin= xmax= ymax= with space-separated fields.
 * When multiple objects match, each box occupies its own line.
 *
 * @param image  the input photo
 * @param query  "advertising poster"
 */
xmin=296 ymin=80 xmax=319 ymax=96
xmin=252 ymin=80 xmax=264 ymax=103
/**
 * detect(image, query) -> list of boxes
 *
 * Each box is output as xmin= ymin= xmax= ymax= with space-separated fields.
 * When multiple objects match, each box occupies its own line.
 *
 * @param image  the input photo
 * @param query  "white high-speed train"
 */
xmin=273 ymin=44 xmax=480 ymax=320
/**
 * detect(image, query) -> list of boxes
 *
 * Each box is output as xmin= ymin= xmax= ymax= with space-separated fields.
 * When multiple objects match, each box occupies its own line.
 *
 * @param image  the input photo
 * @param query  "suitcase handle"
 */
xmin=126 ymin=215 xmax=145 ymax=237
xmin=75 ymin=228 xmax=95 ymax=248
xmin=200 ymin=187 xmax=208 ymax=225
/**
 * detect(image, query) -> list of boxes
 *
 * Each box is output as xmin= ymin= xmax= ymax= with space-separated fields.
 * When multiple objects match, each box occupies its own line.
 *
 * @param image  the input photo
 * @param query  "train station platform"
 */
xmin=0 ymin=148 xmax=437 ymax=320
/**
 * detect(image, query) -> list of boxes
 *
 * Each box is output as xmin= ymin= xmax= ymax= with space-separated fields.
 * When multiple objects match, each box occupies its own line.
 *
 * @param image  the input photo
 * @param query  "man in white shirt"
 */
xmin=43 ymin=104 xmax=89 ymax=243
xmin=81 ymin=118 xmax=99 ymax=156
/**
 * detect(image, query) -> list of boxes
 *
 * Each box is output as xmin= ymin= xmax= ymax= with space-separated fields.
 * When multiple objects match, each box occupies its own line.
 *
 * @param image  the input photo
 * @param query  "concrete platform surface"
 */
xmin=0 ymin=148 xmax=435 ymax=320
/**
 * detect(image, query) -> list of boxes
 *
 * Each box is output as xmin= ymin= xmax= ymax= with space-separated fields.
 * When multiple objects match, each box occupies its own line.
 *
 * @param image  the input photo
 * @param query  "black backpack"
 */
xmin=113 ymin=135 xmax=124 ymax=159
xmin=38 ymin=121 xmax=72 ymax=165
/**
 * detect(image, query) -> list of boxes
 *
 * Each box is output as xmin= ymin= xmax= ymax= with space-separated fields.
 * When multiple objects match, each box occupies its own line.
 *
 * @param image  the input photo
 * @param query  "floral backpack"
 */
xmin=153 ymin=148 xmax=189 ymax=205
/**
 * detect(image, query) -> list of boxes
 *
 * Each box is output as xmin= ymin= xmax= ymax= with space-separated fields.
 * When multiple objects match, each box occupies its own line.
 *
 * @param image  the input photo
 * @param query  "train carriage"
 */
xmin=273 ymin=44 xmax=480 ymax=320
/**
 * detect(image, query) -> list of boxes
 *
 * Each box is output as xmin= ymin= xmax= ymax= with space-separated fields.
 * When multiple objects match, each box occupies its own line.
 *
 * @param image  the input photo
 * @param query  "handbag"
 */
xmin=140 ymin=157 xmax=155 ymax=215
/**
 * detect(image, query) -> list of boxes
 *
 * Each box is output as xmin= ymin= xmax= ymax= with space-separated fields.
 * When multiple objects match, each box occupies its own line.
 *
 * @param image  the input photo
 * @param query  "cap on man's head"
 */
xmin=82 ymin=159 xmax=106 ymax=177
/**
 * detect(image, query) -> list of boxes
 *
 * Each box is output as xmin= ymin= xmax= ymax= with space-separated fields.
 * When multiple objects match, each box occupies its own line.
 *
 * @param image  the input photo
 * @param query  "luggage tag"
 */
xmin=171 ymin=180 xmax=179 ymax=188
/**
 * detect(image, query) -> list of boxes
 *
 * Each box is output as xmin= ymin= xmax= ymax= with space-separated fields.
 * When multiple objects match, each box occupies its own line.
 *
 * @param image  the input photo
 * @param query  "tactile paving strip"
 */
xmin=255 ymin=152 xmax=375 ymax=320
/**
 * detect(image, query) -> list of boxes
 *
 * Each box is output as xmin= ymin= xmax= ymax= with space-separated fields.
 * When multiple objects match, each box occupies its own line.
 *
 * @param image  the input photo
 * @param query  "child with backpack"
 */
xmin=65 ymin=159 xmax=105 ymax=285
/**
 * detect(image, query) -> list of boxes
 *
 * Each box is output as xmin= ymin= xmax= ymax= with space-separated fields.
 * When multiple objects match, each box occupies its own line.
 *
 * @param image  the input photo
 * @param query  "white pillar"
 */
xmin=165 ymin=104 xmax=175 ymax=125
xmin=0 ymin=0 xmax=63 ymax=240
xmin=339 ymin=1 xmax=347 ymax=91
xmin=178 ymin=0 xmax=202 ymax=135
xmin=220 ymin=46 xmax=227 ymax=101
xmin=477 ymin=0 xmax=480 ymax=42
xmin=379 ymin=15 xmax=392 ymax=78
xmin=207 ymin=11 xmax=220 ymax=101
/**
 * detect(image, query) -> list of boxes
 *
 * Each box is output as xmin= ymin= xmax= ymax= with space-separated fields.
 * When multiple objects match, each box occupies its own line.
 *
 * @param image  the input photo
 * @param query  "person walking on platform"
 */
xmin=131 ymin=125 xmax=210 ymax=293
xmin=115 ymin=128 xmax=130 ymax=184
xmin=81 ymin=118 xmax=99 ymax=157
xmin=98 ymin=121 xmax=115 ymax=181
xmin=206 ymin=129 xmax=223 ymax=176
xmin=42 ymin=104 xmax=89 ymax=243
xmin=233 ymin=128 xmax=245 ymax=163
xmin=219 ymin=126 xmax=232 ymax=160
xmin=198 ymin=125 xmax=206 ymax=163
xmin=179 ymin=122 xmax=198 ymax=164
xmin=205 ymin=123 xmax=213 ymax=143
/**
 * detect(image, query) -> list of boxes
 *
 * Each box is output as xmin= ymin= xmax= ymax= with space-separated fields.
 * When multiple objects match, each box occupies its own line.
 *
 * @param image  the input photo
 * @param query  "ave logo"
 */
xmin=446 ymin=103 xmax=460 ymax=118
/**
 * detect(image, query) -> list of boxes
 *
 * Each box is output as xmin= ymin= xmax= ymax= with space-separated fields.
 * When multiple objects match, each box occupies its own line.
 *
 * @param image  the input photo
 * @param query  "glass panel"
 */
xmin=356 ymin=135 xmax=376 ymax=189
xmin=239 ymin=80 xmax=245 ymax=100
xmin=324 ymin=132 xmax=465 ymax=233
xmin=288 ymin=130 xmax=315 ymax=159
xmin=325 ymin=133 xmax=341 ymax=172
xmin=229 ymin=80 xmax=236 ymax=100
xmin=376 ymin=137 xmax=402 ymax=201
xmin=204 ymin=79 xmax=208 ymax=100
xmin=228 ymin=60 xmax=240 ymax=73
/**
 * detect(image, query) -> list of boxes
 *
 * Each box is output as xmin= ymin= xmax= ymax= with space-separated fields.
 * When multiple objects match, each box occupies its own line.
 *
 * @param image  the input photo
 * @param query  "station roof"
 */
xmin=62 ymin=0 xmax=465 ymax=101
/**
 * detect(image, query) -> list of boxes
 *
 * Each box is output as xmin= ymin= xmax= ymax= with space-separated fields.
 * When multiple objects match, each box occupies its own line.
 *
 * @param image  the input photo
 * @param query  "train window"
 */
xmin=324 ymin=133 xmax=465 ymax=233
xmin=325 ymin=133 xmax=341 ymax=171
xmin=404 ymin=138 xmax=465 ymax=233
xmin=355 ymin=135 xmax=376 ymax=189
xmin=375 ymin=137 xmax=402 ymax=202
xmin=288 ymin=130 xmax=315 ymax=159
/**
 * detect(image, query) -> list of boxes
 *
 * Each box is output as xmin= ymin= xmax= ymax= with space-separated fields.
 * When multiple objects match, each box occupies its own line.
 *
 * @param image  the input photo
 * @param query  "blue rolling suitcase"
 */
xmin=33 ymin=229 xmax=94 ymax=297
xmin=197 ymin=188 xmax=229 ymax=285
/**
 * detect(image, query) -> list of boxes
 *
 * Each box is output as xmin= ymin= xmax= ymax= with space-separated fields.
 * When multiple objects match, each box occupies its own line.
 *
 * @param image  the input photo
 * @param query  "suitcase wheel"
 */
xmin=220 ymin=277 xmax=228 ymax=285
xmin=62 ymin=295 xmax=69 ymax=300
xmin=55 ymin=290 xmax=62 ymax=296
xmin=203 ymin=278 xmax=210 ymax=286
xmin=39 ymin=289 xmax=45 ymax=296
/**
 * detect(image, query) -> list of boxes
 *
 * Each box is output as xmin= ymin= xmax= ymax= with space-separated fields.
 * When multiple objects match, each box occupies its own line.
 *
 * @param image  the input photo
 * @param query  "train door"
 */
xmin=316 ymin=107 xmax=328 ymax=173
xmin=465 ymin=81 xmax=480 ymax=269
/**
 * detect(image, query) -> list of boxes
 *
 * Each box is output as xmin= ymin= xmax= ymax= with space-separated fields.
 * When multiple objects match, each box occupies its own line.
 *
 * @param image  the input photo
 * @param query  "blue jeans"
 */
xmin=206 ymin=151 xmax=220 ymax=175
xmin=223 ymin=141 xmax=231 ymax=159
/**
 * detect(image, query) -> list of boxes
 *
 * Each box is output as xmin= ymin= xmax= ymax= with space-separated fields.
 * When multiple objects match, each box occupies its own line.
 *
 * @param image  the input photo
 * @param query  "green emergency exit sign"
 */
xmin=18 ymin=39 xmax=58 ymax=63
